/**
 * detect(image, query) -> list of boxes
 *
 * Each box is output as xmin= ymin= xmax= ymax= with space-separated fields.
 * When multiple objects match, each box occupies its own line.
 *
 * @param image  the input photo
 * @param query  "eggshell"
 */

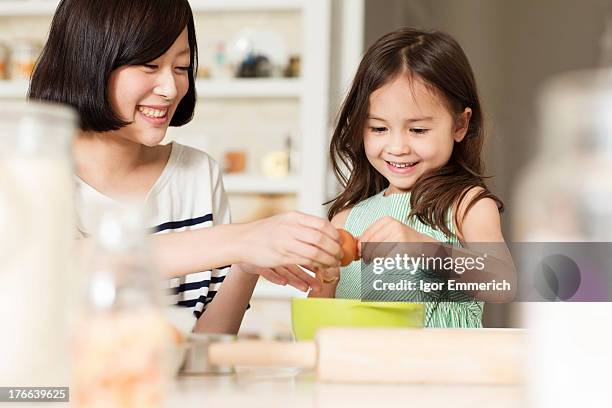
xmin=338 ymin=228 xmax=359 ymax=266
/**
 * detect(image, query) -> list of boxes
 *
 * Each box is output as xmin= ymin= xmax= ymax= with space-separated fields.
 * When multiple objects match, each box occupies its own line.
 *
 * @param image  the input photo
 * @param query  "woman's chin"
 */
xmin=141 ymin=138 xmax=166 ymax=147
xmin=136 ymin=129 xmax=168 ymax=147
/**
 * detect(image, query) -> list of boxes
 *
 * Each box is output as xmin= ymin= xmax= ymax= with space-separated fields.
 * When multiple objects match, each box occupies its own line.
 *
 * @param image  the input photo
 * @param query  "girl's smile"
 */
xmin=385 ymin=160 xmax=420 ymax=174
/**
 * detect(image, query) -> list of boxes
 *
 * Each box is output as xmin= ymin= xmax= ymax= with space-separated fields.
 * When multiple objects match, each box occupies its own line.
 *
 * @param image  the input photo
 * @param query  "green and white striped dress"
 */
xmin=336 ymin=190 xmax=483 ymax=328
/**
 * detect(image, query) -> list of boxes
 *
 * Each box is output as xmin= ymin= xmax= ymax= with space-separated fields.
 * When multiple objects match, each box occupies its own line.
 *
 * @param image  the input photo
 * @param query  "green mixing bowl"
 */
xmin=291 ymin=298 xmax=424 ymax=341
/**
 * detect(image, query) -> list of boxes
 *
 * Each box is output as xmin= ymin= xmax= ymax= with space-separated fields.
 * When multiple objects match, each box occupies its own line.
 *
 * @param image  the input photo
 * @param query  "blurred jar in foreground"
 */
xmin=0 ymin=101 xmax=77 ymax=387
xmin=73 ymin=204 xmax=170 ymax=408
xmin=514 ymin=69 xmax=612 ymax=241
xmin=514 ymin=69 xmax=612 ymax=407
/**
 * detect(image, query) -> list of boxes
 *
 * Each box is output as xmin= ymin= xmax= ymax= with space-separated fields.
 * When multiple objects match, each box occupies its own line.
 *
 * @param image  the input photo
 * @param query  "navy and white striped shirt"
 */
xmin=75 ymin=142 xmax=231 ymax=323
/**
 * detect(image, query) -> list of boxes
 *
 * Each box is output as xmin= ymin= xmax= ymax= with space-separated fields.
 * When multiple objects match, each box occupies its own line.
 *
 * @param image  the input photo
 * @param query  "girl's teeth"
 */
xmin=389 ymin=161 xmax=415 ymax=168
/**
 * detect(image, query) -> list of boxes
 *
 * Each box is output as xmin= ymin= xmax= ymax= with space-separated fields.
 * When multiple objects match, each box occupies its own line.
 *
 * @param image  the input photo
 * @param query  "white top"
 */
xmin=75 ymin=143 xmax=231 ymax=324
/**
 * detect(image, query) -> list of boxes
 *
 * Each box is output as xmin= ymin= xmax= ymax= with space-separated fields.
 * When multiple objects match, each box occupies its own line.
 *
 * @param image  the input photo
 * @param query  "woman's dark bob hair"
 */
xmin=29 ymin=0 xmax=198 ymax=132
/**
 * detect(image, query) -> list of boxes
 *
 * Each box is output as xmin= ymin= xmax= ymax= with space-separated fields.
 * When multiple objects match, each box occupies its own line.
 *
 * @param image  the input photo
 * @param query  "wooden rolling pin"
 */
xmin=209 ymin=327 xmax=525 ymax=385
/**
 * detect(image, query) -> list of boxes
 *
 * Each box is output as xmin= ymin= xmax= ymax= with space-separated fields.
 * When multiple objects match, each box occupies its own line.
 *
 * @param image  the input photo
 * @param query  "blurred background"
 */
xmin=1 ymin=0 xmax=611 ymax=335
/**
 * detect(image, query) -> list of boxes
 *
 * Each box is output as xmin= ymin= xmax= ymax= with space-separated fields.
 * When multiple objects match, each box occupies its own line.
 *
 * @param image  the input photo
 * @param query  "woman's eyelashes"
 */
xmin=141 ymin=64 xmax=190 ymax=73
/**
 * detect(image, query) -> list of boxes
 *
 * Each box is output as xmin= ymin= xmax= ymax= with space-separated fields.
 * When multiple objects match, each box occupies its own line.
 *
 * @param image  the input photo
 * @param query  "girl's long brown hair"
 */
xmin=328 ymin=28 xmax=503 ymax=238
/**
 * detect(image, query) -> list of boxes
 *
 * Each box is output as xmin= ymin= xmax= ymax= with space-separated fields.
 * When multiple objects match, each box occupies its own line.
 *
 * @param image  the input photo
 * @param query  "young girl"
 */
xmin=28 ymin=0 xmax=342 ymax=333
xmin=310 ymin=28 xmax=515 ymax=327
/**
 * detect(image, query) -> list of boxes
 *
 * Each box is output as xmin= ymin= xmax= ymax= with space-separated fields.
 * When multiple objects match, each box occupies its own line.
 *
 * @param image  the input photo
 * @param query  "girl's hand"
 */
xmin=359 ymin=216 xmax=434 ymax=262
xmin=239 ymin=211 xmax=343 ymax=270
xmin=238 ymin=263 xmax=323 ymax=292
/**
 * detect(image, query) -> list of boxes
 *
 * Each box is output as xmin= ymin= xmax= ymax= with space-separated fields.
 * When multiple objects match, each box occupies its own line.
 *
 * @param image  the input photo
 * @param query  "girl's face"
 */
xmin=107 ymin=28 xmax=191 ymax=146
xmin=363 ymin=73 xmax=471 ymax=194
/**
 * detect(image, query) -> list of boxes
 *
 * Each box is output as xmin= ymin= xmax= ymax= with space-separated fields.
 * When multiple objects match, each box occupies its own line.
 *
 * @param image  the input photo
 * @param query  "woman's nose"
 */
xmin=153 ymin=69 xmax=179 ymax=100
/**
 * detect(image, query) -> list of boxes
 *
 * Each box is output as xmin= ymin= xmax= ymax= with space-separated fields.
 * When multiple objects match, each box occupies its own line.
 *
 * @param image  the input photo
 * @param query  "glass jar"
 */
xmin=73 ymin=204 xmax=170 ymax=408
xmin=514 ymin=69 xmax=612 ymax=407
xmin=0 ymin=101 xmax=78 ymax=386
xmin=514 ymin=69 xmax=612 ymax=241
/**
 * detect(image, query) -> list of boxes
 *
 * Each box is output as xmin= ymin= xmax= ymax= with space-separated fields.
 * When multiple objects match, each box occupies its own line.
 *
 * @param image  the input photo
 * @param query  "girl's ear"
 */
xmin=453 ymin=107 xmax=472 ymax=142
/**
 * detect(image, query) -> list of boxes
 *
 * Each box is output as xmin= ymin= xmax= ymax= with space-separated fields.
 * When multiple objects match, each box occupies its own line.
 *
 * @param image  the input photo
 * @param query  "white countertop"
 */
xmin=168 ymin=367 xmax=524 ymax=408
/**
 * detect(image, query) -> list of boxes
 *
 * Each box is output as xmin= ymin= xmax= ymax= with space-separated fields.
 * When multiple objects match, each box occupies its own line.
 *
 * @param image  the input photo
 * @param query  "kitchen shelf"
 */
xmin=0 ymin=79 xmax=302 ymax=99
xmin=223 ymin=174 xmax=299 ymax=194
xmin=0 ymin=0 xmax=303 ymax=17
xmin=197 ymin=78 xmax=302 ymax=98
xmin=0 ymin=0 xmax=331 ymax=218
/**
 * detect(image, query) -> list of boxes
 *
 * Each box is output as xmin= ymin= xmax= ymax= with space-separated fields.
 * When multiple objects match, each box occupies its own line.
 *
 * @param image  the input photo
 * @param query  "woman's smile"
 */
xmin=137 ymin=105 xmax=170 ymax=126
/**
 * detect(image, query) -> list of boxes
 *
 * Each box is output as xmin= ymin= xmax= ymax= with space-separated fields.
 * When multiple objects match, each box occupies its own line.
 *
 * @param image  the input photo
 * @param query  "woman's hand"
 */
xmin=359 ymin=216 xmax=436 ymax=262
xmin=304 ymin=264 xmax=341 ymax=298
xmin=238 ymin=263 xmax=323 ymax=292
xmin=238 ymin=211 xmax=343 ymax=270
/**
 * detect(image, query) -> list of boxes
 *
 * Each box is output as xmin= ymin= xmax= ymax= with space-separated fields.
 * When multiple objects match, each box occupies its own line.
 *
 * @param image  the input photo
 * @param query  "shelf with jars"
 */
xmin=0 ymin=78 xmax=303 ymax=99
xmin=0 ymin=0 xmax=331 ymax=303
xmin=0 ymin=0 xmax=329 ymax=215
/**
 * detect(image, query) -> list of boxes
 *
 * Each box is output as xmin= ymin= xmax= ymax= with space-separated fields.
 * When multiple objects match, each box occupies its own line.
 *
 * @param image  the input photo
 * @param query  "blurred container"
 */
xmin=212 ymin=41 xmax=233 ymax=79
xmin=0 ymin=42 xmax=8 ymax=79
xmin=515 ymin=69 xmax=612 ymax=241
xmin=514 ymin=69 xmax=612 ymax=407
xmin=284 ymin=55 xmax=301 ymax=78
xmin=10 ymin=40 xmax=41 ymax=80
xmin=223 ymin=150 xmax=246 ymax=173
xmin=261 ymin=150 xmax=289 ymax=178
xmin=291 ymin=298 xmax=424 ymax=341
xmin=73 ymin=204 xmax=170 ymax=408
xmin=0 ymin=101 xmax=78 ymax=387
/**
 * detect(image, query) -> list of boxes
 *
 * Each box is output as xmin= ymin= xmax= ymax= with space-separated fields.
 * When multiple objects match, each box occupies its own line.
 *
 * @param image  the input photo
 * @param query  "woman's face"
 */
xmin=107 ymin=28 xmax=191 ymax=146
xmin=363 ymin=73 xmax=471 ymax=194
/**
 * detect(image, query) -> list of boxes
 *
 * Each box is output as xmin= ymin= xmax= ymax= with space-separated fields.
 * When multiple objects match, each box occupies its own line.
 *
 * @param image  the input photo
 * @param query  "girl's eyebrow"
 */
xmin=367 ymin=115 xmax=433 ymax=122
xmin=367 ymin=115 xmax=388 ymax=122
xmin=405 ymin=116 xmax=433 ymax=123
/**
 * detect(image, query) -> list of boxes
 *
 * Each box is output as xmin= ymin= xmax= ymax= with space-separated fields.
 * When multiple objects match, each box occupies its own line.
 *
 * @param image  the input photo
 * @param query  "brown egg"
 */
xmin=338 ymin=228 xmax=359 ymax=266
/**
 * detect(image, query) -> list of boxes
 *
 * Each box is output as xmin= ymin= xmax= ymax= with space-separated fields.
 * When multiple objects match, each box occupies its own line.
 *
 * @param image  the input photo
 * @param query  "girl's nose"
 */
xmin=386 ymin=131 xmax=411 ymax=155
xmin=153 ymin=70 xmax=179 ymax=100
